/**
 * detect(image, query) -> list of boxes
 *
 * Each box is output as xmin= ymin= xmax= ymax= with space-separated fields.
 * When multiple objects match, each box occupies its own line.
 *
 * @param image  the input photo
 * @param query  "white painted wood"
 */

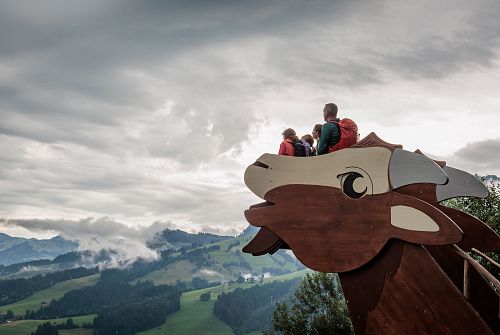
xmin=244 ymin=147 xmax=392 ymax=199
xmin=391 ymin=205 xmax=440 ymax=232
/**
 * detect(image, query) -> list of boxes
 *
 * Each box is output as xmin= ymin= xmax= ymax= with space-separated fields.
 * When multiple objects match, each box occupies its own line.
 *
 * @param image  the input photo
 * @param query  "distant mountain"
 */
xmin=148 ymin=228 xmax=232 ymax=250
xmin=0 ymin=234 xmax=78 ymax=266
xmin=484 ymin=175 xmax=499 ymax=183
xmin=240 ymin=225 xmax=259 ymax=236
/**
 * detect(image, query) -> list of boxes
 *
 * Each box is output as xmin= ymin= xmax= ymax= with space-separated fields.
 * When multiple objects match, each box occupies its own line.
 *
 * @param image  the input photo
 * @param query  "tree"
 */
xmin=200 ymin=292 xmax=211 ymax=301
xmin=266 ymin=272 xmax=353 ymax=335
xmin=31 ymin=322 xmax=59 ymax=335
xmin=5 ymin=310 xmax=14 ymax=320
xmin=445 ymin=179 xmax=500 ymax=277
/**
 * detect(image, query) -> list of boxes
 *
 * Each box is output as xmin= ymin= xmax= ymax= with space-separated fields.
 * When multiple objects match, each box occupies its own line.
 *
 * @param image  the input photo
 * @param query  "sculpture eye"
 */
xmin=340 ymin=172 xmax=367 ymax=199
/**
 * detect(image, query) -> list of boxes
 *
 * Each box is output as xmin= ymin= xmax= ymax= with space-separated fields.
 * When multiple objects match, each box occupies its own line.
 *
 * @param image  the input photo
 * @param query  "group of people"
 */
xmin=279 ymin=103 xmax=359 ymax=157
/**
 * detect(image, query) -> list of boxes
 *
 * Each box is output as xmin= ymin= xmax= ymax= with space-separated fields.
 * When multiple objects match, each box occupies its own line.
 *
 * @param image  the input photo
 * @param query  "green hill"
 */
xmin=0 ymin=315 xmax=95 ymax=335
xmin=0 ymin=274 xmax=100 ymax=316
xmin=0 ymin=231 xmax=305 ymax=334
xmin=134 ymin=235 xmax=303 ymax=286
xmin=137 ymin=270 xmax=308 ymax=335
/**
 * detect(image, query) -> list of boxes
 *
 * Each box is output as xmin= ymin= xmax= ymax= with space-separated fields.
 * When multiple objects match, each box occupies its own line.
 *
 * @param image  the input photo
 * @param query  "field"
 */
xmin=133 ymin=235 xmax=302 ymax=287
xmin=0 ymin=274 xmax=100 ymax=316
xmin=0 ymin=315 xmax=96 ymax=335
xmin=138 ymin=270 xmax=309 ymax=335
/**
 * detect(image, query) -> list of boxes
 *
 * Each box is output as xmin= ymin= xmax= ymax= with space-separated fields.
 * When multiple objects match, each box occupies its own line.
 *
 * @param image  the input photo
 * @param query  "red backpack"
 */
xmin=328 ymin=118 xmax=358 ymax=152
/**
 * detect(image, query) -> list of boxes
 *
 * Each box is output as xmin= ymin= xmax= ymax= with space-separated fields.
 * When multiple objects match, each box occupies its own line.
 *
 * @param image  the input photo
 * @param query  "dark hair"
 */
xmin=282 ymin=128 xmax=296 ymax=139
xmin=313 ymin=124 xmax=322 ymax=136
xmin=324 ymin=103 xmax=338 ymax=118
xmin=301 ymin=134 xmax=314 ymax=146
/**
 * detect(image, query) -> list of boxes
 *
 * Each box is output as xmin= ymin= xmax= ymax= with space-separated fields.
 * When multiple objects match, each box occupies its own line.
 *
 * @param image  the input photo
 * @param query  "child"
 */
xmin=301 ymin=134 xmax=314 ymax=156
xmin=279 ymin=128 xmax=296 ymax=156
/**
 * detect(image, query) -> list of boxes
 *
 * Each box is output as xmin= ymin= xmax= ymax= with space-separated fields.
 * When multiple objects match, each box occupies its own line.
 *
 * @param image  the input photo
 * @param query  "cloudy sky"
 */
xmin=1 ymin=0 xmax=500 ymax=240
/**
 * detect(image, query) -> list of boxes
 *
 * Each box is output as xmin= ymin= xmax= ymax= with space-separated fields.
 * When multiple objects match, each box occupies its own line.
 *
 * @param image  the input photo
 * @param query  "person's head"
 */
xmin=312 ymin=124 xmax=322 ymax=140
xmin=282 ymin=128 xmax=296 ymax=140
xmin=301 ymin=134 xmax=314 ymax=146
xmin=323 ymin=103 xmax=338 ymax=121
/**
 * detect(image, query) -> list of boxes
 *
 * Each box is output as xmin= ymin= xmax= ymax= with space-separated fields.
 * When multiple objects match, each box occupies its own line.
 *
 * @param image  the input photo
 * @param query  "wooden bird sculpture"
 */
xmin=242 ymin=133 xmax=500 ymax=335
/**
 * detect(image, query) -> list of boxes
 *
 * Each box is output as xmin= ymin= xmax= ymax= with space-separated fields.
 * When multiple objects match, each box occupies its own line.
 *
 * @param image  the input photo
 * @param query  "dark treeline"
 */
xmin=0 ymin=267 xmax=98 ymax=305
xmin=213 ymin=278 xmax=301 ymax=334
xmin=30 ymin=322 xmax=59 ymax=335
xmin=33 ymin=279 xmax=179 ymax=318
xmin=32 ymin=278 xmax=181 ymax=335
xmin=93 ymin=292 xmax=180 ymax=335
xmin=0 ymin=259 xmax=53 ymax=276
xmin=156 ymin=229 xmax=231 ymax=246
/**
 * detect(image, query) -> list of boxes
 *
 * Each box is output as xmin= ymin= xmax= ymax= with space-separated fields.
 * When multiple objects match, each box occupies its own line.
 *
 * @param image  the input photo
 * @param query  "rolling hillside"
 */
xmin=0 ymin=228 xmax=306 ymax=334
xmin=0 ymin=274 xmax=100 ymax=316
xmin=133 ymin=234 xmax=303 ymax=285
xmin=137 ymin=270 xmax=309 ymax=335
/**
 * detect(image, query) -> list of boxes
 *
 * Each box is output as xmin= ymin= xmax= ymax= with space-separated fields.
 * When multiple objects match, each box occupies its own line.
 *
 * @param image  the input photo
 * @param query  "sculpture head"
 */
xmin=243 ymin=133 xmax=489 ymax=272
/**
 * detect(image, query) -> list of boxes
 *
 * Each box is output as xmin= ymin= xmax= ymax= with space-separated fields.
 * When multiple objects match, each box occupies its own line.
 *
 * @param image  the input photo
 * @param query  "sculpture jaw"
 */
xmin=244 ymin=185 xmax=462 ymax=273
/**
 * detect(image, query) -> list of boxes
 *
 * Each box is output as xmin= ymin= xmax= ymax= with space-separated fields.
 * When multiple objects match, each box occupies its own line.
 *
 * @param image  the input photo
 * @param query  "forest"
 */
xmin=213 ymin=278 xmax=301 ymax=334
xmin=0 ymin=267 xmax=98 ymax=305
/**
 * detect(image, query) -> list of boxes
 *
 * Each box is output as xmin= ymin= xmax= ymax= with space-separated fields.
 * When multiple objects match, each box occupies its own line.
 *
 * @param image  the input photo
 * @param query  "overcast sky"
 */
xmin=1 ymin=0 xmax=499 ymax=240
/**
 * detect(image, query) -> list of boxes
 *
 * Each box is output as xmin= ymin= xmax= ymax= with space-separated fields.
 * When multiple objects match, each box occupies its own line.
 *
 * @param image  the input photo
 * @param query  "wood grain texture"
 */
xmin=244 ymin=184 xmax=462 ymax=272
xmin=363 ymin=243 xmax=493 ymax=335
xmin=426 ymin=245 xmax=500 ymax=334
xmin=339 ymin=239 xmax=404 ymax=335
xmin=395 ymin=184 xmax=500 ymax=252
xmin=241 ymin=227 xmax=285 ymax=255
xmin=244 ymin=146 xmax=392 ymax=200
xmin=437 ymin=205 xmax=500 ymax=252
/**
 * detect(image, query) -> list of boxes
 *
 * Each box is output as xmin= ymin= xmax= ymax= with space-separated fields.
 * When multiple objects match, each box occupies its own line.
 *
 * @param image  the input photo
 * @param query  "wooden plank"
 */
xmin=471 ymin=248 xmax=500 ymax=270
xmin=436 ymin=166 xmax=489 ymax=201
xmin=241 ymin=227 xmax=285 ymax=256
xmin=244 ymin=184 xmax=462 ymax=272
xmin=426 ymin=245 xmax=500 ymax=333
xmin=395 ymin=185 xmax=500 ymax=252
xmin=339 ymin=239 xmax=404 ymax=335
xmin=244 ymin=146 xmax=393 ymax=200
xmin=362 ymin=243 xmax=493 ymax=335
xmin=464 ymin=259 xmax=470 ymax=299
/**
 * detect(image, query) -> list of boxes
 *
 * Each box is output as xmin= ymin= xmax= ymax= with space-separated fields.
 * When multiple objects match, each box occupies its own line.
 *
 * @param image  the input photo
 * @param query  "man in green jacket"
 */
xmin=317 ymin=103 xmax=340 ymax=155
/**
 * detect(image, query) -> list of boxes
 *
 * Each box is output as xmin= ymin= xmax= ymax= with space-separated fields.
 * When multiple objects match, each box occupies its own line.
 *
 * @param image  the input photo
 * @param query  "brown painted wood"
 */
xmin=394 ymin=183 xmax=438 ymax=204
xmin=363 ymin=243 xmax=493 ymax=335
xmin=244 ymin=184 xmax=462 ymax=272
xmin=395 ymin=185 xmax=500 ymax=252
xmin=464 ymin=259 xmax=470 ymax=299
xmin=425 ymin=245 xmax=500 ymax=334
xmin=242 ymin=227 xmax=285 ymax=256
xmin=437 ymin=205 xmax=500 ymax=252
xmin=339 ymin=239 xmax=404 ymax=335
xmin=351 ymin=132 xmax=402 ymax=151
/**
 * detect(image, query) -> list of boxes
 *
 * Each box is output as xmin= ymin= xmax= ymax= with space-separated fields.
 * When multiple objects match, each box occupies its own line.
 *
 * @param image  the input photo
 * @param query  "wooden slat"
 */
xmin=361 ymin=243 xmax=493 ymax=335
xmin=464 ymin=259 xmax=470 ymax=299
xmin=453 ymin=245 xmax=500 ymax=294
xmin=471 ymin=248 xmax=500 ymax=270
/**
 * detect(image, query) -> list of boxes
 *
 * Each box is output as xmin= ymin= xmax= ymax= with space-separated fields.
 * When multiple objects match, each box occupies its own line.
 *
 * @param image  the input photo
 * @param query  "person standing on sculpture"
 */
xmin=317 ymin=103 xmax=340 ymax=155
xmin=312 ymin=124 xmax=322 ymax=156
xmin=278 ymin=128 xmax=297 ymax=156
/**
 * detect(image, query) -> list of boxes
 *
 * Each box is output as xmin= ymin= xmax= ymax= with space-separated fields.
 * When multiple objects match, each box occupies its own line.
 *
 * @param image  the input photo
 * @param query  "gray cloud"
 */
xmin=436 ymin=138 xmax=500 ymax=176
xmin=1 ymin=1 xmax=500 ymax=236
xmin=0 ymin=217 xmax=174 ymax=267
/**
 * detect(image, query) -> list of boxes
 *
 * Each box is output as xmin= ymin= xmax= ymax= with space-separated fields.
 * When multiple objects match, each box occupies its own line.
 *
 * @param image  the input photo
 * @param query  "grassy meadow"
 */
xmin=0 ymin=315 xmax=96 ymax=335
xmin=138 ymin=270 xmax=308 ymax=335
xmin=0 ymin=274 xmax=100 ymax=316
